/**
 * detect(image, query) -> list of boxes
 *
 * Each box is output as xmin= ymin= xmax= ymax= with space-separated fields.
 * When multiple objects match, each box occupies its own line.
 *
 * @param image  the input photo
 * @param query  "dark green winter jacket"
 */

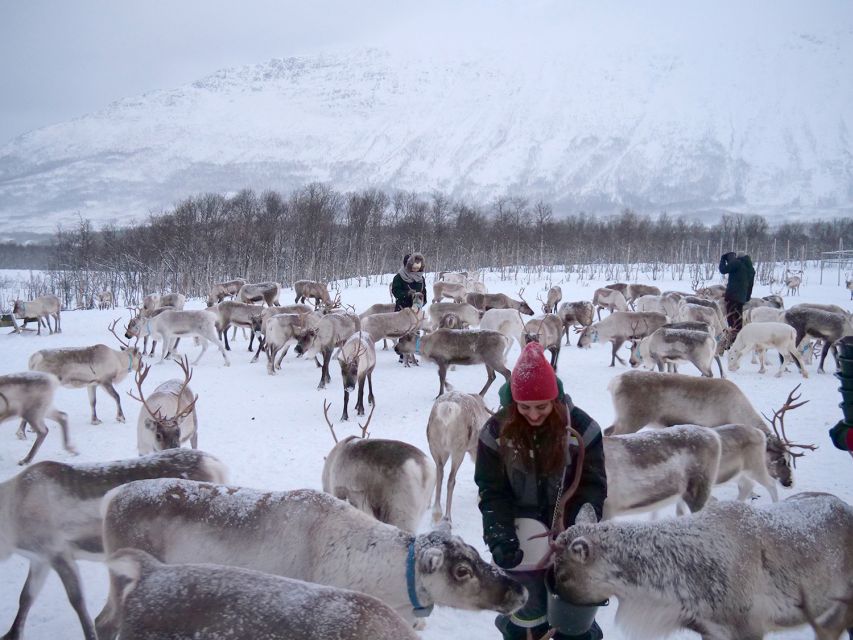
xmin=719 ymin=253 xmax=755 ymax=304
xmin=391 ymin=253 xmax=427 ymax=311
xmin=474 ymin=381 xmax=607 ymax=554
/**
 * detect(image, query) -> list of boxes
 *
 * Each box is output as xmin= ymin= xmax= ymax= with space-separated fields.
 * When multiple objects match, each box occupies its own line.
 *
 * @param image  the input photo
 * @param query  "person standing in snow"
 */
xmin=474 ymin=342 xmax=607 ymax=640
xmin=718 ymin=250 xmax=755 ymax=344
xmin=391 ymin=252 xmax=427 ymax=312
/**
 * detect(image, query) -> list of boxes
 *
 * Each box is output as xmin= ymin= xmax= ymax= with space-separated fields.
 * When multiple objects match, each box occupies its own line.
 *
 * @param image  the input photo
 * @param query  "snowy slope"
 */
xmin=0 ymin=266 xmax=850 ymax=639
xmin=1 ymin=3 xmax=852 ymax=234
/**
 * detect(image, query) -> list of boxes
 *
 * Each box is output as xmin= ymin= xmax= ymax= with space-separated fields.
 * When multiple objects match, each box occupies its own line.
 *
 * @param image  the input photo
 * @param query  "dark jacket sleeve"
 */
xmin=474 ymin=420 xmax=518 ymax=552
xmin=563 ymin=408 xmax=607 ymax=525
xmin=718 ymin=253 xmax=737 ymax=275
xmin=390 ymin=274 xmax=411 ymax=308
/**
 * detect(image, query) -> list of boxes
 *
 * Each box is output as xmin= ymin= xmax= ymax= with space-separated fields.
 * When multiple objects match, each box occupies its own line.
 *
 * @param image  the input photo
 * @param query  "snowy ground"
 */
xmin=1 ymin=266 xmax=850 ymax=640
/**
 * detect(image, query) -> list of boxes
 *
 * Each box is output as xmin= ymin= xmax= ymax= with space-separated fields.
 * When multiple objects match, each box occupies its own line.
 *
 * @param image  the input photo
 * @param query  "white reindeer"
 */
xmin=12 ymin=295 xmax=61 ymax=335
xmin=126 ymin=309 xmax=230 ymax=366
xmin=592 ymin=287 xmax=628 ymax=319
xmin=479 ymin=308 xmax=526 ymax=355
xmin=727 ymin=321 xmax=808 ymax=378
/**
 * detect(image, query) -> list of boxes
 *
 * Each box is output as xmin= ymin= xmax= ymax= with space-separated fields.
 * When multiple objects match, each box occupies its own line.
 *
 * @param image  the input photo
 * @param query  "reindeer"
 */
xmin=0 ymin=449 xmax=227 ymax=640
xmin=607 ymin=372 xmax=816 ymax=493
xmin=294 ymin=312 xmax=359 ymax=389
xmin=727 ymin=321 xmax=808 ymax=378
xmin=293 ymin=279 xmax=335 ymax=309
xmin=711 ymin=423 xmax=783 ymax=502
xmin=126 ymin=309 xmax=230 ymax=366
xmin=427 ymin=392 xmax=492 ymax=523
xmin=205 ymin=300 xmax=263 ymax=351
xmin=591 ymin=287 xmax=628 ymax=320
xmin=604 ymin=282 xmax=629 ymax=297
xmin=206 ymin=278 xmax=246 ymax=306
xmin=24 ymin=321 xmax=143 ymax=426
xmin=678 ymin=301 xmax=725 ymax=337
xmin=539 ymin=286 xmax=563 ymax=314
xmin=576 ymin=311 xmax=668 ymax=367
xmin=553 ymin=493 xmax=852 ymax=640
xmin=522 ymin=314 xmax=564 ymax=369
xmin=238 ymin=281 xmax=281 ymax=307
xmin=336 ymin=331 xmax=376 ymax=420
xmin=131 ymin=356 xmax=199 ymax=455
xmin=465 ymin=289 xmax=534 ymax=315
xmin=159 ymin=293 xmax=186 ymax=309
xmin=1 ymin=371 xmax=73 ymax=465
xmin=479 ymin=308 xmax=526 ymax=355
xmin=428 ymin=302 xmax=481 ymax=330
xmin=556 ymin=300 xmax=594 ymax=345
xmin=98 ymin=481 xmax=528 ymax=630
xmin=12 ymin=295 xmax=61 ymax=335
xmin=395 ymin=328 xmax=511 ymax=397
xmin=433 ymin=281 xmax=469 ymax=303
xmin=784 ymin=306 xmax=853 ymax=373
xmin=695 ymin=283 xmax=727 ymax=300
xmin=467 ymin=279 xmax=488 ymax=294
xmin=629 ymin=326 xmax=717 ymax=377
xmin=360 ymin=302 xmax=396 ymax=319
xmin=785 ymin=270 xmax=803 ymax=296
xmin=253 ymin=312 xmax=315 ymax=374
xmin=362 ymin=307 xmax=425 ymax=350
xmin=799 ymin=580 xmax=853 ymax=640
xmin=322 ymin=402 xmax=433 ymax=533
xmin=248 ymin=303 xmax=314 ymax=361
xmin=102 ymin=548 xmax=420 ymax=640
xmin=625 ymin=283 xmax=661 ymax=306
xmin=634 ymin=294 xmax=667 ymax=316
xmin=96 ymin=291 xmax=114 ymax=310
xmin=602 ymin=425 xmax=722 ymax=519
xmin=437 ymin=271 xmax=469 ymax=284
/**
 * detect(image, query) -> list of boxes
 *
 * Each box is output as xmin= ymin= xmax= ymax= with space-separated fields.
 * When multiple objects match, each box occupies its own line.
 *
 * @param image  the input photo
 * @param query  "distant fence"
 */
xmin=819 ymin=249 xmax=853 ymax=285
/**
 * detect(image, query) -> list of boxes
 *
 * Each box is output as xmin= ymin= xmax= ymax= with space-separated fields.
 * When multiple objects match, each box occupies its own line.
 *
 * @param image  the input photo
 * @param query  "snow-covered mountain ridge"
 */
xmin=1 ymin=28 xmax=851 ymax=235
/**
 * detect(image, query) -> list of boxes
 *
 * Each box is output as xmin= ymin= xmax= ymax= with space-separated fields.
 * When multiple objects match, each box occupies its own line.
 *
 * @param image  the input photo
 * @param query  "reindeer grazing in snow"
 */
xmin=12 ymin=295 xmax=61 ymax=335
xmin=252 ymin=312 xmax=316 ymax=374
xmin=102 ymin=548 xmax=420 ymax=640
xmin=205 ymin=300 xmax=263 ymax=351
xmin=294 ymin=312 xmax=359 ymax=389
xmin=322 ymin=402 xmax=434 ymax=533
xmin=206 ymin=278 xmax=246 ymax=306
xmin=126 ymin=309 xmax=230 ymax=366
xmin=592 ymin=287 xmax=629 ymax=320
xmin=522 ymin=314 xmax=564 ymax=369
xmin=539 ymin=286 xmax=563 ymax=314
xmin=98 ymin=480 xmax=527 ymax=629
xmin=426 ymin=392 xmax=491 ymax=523
xmin=727 ymin=321 xmax=808 ymax=378
xmin=629 ymin=326 xmax=718 ymax=377
xmin=293 ymin=279 xmax=335 ymax=309
xmin=238 ymin=281 xmax=281 ymax=307
xmin=0 ymin=449 xmax=227 ymax=640
xmin=1 ymin=371 xmax=73 ymax=465
xmin=553 ymin=492 xmax=853 ymax=640
xmin=465 ymin=290 xmax=534 ymax=316
xmin=23 ymin=320 xmax=143 ymax=426
xmin=395 ymin=328 xmax=511 ymax=397
xmin=131 ymin=356 xmax=199 ymax=455
xmin=577 ymin=311 xmax=668 ymax=367
xmin=784 ymin=306 xmax=853 ymax=373
xmin=557 ymin=300 xmax=594 ymax=345
xmin=336 ymin=331 xmax=376 ymax=420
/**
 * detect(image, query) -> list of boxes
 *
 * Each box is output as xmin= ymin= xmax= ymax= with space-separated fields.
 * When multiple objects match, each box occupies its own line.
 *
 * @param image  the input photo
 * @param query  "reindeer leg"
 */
xmin=3 ymin=558 xmax=50 ymax=640
xmin=356 ymin=377 xmax=366 ymax=416
xmin=367 ymin=372 xmax=374 ymax=406
xmin=437 ymin=362 xmax=448 ymax=397
xmin=714 ymin=355 xmax=726 ymax=378
xmin=445 ymin=451 xmax=466 ymax=523
xmin=16 ymin=418 xmax=27 ymax=440
xmin=479 ymin=365 xmax=497 ymax=396
xmin=275 ymin=344 xmax=289 ymax=370
xmin=101 ymin=383 xmax=125 ymax=423
xmin=88 ymin=384 xmax=102 ymax=425
xmin=818 ymin=341 xmax=831 ymax=374
xmin=251 ymin=340 xmax=264 ymax=363
xmin=432 ymin=458 xmax=445 ymax=523
xmin=223 ymin=323 xmax=231 ymax=351
xmin=341 ymin=389 xmax=350 ymax=421
xmin=788 ymin=349 xmax=808 ymax=379
xmin=51 ymin=552 xmax=97 ymax=640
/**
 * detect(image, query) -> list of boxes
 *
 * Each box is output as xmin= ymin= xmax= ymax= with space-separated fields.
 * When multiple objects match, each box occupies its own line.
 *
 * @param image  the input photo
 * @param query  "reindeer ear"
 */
xmin=575 ymin=503 xmax=598 ymax=525
xmin=568 ymin=537 xmax=593 ymax=564
xmin=419 ymin=547 xmax=445 ymax=573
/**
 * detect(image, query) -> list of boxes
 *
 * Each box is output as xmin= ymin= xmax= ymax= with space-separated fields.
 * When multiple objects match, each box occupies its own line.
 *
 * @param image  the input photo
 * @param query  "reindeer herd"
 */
xmin=1 ymin=269 xmax=852 ymax=640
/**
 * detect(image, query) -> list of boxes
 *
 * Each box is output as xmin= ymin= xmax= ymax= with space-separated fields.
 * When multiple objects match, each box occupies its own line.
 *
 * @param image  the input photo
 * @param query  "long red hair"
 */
xmin=499 ymin=400 xmax=569 ymax=474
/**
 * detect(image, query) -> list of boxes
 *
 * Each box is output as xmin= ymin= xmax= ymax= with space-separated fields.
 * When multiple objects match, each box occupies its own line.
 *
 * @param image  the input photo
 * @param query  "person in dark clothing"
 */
xmin=718 ymin=251 xmax=755 ymax=344
xmin=475 ymin=342 xmax=607 ymax=640
xmin=390 ymin=253 xmax=427 ymax=312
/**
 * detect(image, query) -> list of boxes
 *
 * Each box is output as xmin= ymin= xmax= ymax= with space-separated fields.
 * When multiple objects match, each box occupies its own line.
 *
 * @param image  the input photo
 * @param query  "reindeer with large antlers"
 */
xmin=335 ymin=331 xmax=376 ymax=421
xmin=130 ymin=355 xmax=200 ymax=455
xmin=322 ymin=400 xmax=435 ymax=533
xmin=20 ymin=320 xmax=143 ymax=429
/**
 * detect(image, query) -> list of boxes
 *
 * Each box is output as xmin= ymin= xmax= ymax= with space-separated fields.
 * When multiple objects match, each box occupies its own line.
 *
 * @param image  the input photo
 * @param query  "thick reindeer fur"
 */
xmin=727 ymin=321 xmax=807 ymax=378
xmin=295 ymin=312 xmax=359 ymax=389
xmin=127 ymin=310 xmax=230 ymax=366
xmin=554 ymin=493 xmax=853 ymax=640
xmin=1 ymin=371 xmax=72 ymax=465
xmin=632 ymin=327 xmax=717 ymax=377
xmin=592 ymin=287 xmax=628 ymax=319
xmin=602 ymin=425 xmax=722 ymax=519
xmin=578 ymin=311 xmax=668 ymax=367
xmin=557 ymin=300 xmax=594 ymax=345
xmin=105 ymin=548 xmax=419 ymax=640
xmin=427 ymin=392 xmax=490 ymax=523
xmin=784 ymin=306 xmax=853 ymax=373
xmin=28 ymin=344 xmax=143 ymax=425
xmin=206 ymin=300 xmax=263 ymax=351
xmin=97 ymin=481 xmax=527 ymax=633
xmin=323 ymin=436 xmax=433 ymax=532
xmin=479 ymin=309 xmax=525 ymax=354
xmin=0 ymin=450 xmax=227 ymax=640
xmin=711 ymin=423 xmax=779 ymax=502
xmin=626 ymin=283 xmax=661 ymax=304
xmin=136 ymin=379 xmax=199 ymax=455
xmin=336 ymin=331 xmax=376 ymax=420
xmin=12 ymin=295 xmax=61 ymax=335
xmin=465 ymin=292 xmax=534 ymax=315
xmin=206 ymin=278 xmax=246 ymax=306
xmin=238 ymin=281 xmax=281 ymax=307
xmin=428 ymin=302 xmax=481 ymax=330
xmin=433 ymin=281 xmax=469 ymax=303
xmin=522 ymin=314 xmax=564 ymax=369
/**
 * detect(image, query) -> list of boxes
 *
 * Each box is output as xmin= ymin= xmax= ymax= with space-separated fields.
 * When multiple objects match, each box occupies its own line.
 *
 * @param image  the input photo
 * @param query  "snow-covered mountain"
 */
xmin=1 ymin=17 xmax=852 ymax=236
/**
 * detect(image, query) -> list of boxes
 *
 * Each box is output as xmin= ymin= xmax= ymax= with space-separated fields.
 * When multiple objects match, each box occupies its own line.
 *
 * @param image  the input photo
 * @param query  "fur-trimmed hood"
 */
xmin=404 ymin=253 xmax=426 ymax=273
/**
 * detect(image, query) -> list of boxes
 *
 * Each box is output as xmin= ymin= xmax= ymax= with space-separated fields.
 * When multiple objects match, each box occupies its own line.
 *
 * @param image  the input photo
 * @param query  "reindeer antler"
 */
xmin=127 ymin=364 xmax=163 ymax=422
xmin=536 ymin=291 xmax=549 ymax=313
xmin=322 ymin=399 xmax=339 ymax=443
xmin=761 ymin=384 xmax=816 ymax=466
xmin=171 ymin=355 xmax=198 ymax=422
xmin=108 ymin=318 xmax=131 ymax=349
xmin=357 ymin=401 xmax=375 ymax=439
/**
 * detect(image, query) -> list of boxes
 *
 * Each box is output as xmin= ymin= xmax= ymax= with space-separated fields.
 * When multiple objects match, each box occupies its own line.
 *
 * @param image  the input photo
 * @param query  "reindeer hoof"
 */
xmin=116 ymin=415 xmax=126 ymax=424
xmin=66 ymin=445 xmax=79 ymax=456
xmin=91 ymin=418 xmax=103 ymax=426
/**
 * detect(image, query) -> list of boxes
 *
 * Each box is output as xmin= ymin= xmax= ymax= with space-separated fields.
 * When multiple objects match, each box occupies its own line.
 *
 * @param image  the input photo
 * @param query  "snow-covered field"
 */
xmin=1 ymin=266 xmax=850 ymax=640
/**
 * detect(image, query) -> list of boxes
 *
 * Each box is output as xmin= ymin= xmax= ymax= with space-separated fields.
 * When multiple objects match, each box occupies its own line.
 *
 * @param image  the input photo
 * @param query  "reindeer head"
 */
xmin=576 ymin=325 xmax=596 ymax=348
xmin=516 ymin=288 xmax=535 ymax=316
xmin=294 ymin=328 xmax=318 ymax=356
xmin=128 ymin=356 xmax=198 ymax=452
xmin=11 ymin=300 xmax=25 ymax=317
xmin=761 ymin=384 xmax=816 ymax=487
xmin=439 ymin=313 xmax=461 ymax=329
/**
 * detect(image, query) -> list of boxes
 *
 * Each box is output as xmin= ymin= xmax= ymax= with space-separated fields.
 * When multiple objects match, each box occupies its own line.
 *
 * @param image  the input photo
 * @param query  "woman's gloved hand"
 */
xmin=491 ymin=540 xmax=524 ymax=569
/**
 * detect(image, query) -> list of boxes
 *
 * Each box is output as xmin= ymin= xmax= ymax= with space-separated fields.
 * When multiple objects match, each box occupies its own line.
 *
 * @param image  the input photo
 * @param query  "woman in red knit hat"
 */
xmin=475 ymin=341 xmax=607 ymax=640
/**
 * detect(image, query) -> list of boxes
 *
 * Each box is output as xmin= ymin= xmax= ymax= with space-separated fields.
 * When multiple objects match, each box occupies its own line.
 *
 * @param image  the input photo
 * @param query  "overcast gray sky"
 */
xmin=2 ymin=1 xmax=850 ymax=145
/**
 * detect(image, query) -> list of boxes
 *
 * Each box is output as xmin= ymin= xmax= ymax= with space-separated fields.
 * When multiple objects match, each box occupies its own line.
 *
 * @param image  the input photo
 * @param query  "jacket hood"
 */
xmin=405 ymin=252 xmax=426 ymax=272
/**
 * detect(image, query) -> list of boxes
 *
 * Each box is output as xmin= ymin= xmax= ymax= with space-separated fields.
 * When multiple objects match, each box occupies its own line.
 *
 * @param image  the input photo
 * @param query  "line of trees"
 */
xmin=1 ymin=183 xmax=851 ymax=307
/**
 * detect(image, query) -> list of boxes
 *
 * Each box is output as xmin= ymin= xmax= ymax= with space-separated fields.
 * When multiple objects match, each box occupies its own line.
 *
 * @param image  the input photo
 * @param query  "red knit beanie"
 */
xmin=511 ymin=342 xmax=558 ymax=402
